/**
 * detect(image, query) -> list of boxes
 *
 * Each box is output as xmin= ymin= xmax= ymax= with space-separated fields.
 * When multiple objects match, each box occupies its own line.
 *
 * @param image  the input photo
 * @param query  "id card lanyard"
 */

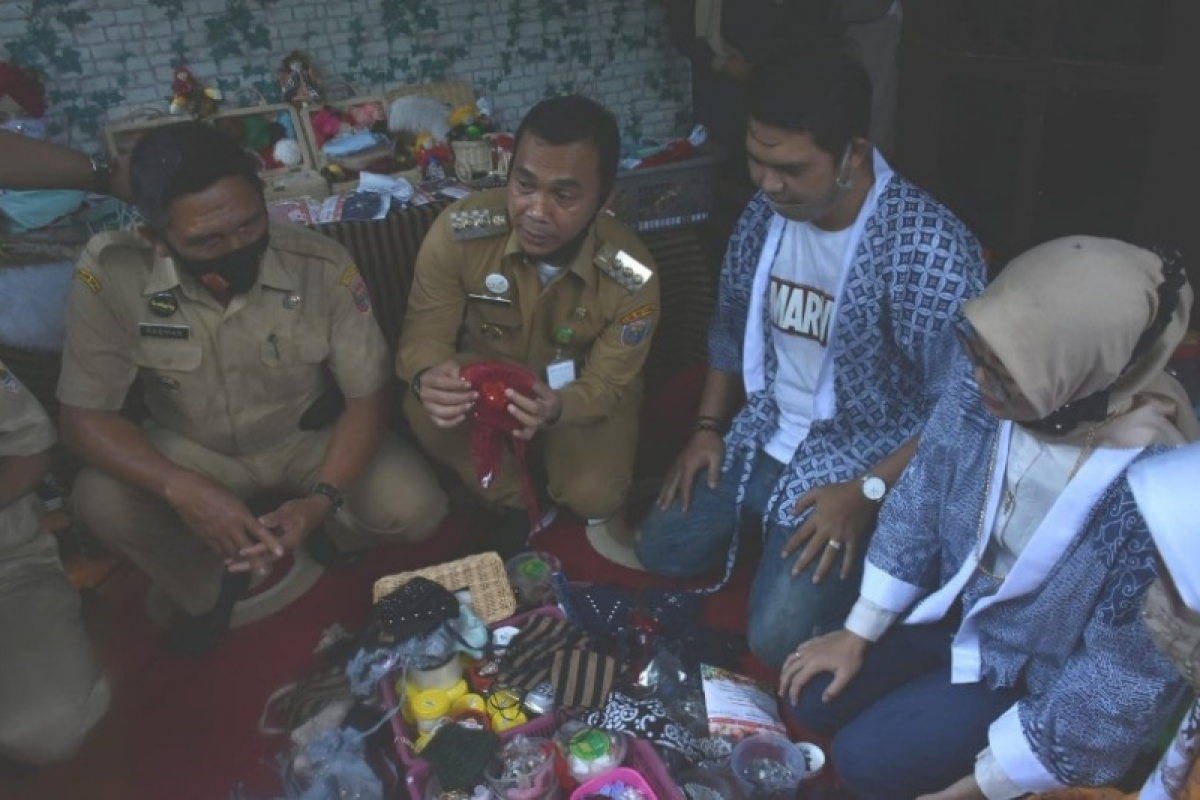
xmin=546 ymin=327 xmax=577 ymax=389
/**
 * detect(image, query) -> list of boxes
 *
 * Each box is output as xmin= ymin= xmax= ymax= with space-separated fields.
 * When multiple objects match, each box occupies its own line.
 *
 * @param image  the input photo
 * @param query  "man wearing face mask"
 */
xmin=56 ymin=122 xmax=447 ymax=657
xmin=398 ymin=95 xmax=658 ymax=566
xmin=637 ymin=43 xmax=987 ymax=667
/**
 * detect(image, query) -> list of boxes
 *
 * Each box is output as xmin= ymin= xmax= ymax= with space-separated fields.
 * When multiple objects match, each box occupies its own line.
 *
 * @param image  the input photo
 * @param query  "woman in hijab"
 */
xmin=778 ymin=236 xmax=1199 ymax=800
xmin=1037 ymin=441 xmax=1200 ymax=800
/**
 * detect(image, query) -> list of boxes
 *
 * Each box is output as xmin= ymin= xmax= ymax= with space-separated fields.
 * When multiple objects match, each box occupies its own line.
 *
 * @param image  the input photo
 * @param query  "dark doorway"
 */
xmin=893 ymin=0 xmax=1200 ymax=324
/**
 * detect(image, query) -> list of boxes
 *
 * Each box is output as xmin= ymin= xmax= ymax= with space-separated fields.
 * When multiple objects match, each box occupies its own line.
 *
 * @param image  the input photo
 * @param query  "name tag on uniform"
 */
xmin=546 ymin=357 xmax=576 ymax=390
xmin=139 ymin=323 xmax=190 ymax=340
xmin=467 ymin=293 xmax=513 ymax=306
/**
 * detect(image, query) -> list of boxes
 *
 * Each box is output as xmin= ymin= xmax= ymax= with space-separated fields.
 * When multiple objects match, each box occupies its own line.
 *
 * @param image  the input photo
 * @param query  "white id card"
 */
xmin=546 ymin=358 xmax=577 ymax=389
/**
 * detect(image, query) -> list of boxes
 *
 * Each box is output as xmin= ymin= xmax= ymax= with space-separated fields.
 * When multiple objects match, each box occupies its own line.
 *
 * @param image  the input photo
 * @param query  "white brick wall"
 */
xmin=1 ymin=0 xmax=692 ymax=149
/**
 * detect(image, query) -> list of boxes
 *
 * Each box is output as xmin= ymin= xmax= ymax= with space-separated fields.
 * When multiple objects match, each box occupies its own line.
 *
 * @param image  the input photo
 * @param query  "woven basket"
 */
xmin=487 ymin=133 xmax=513 ymax=174
xmin=372 ymin=552 xmax=516 ymax=623
xmin=611 ymin=149 xmax=725 ymax=232
xmin=451 ymin=138 xmax=492 ymax=180
xmin=383 ymin=79 xmax=475 ymax=111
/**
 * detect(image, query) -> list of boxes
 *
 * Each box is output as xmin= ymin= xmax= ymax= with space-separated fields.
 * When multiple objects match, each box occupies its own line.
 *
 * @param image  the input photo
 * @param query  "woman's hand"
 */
xmin=778 ymin=629 xmax=868 ymax=704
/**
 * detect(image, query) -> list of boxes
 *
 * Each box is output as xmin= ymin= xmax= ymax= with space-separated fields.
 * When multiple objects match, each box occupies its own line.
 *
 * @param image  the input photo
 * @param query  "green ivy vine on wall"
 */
xmin=3 ymin=0 xmax=687 ymax=145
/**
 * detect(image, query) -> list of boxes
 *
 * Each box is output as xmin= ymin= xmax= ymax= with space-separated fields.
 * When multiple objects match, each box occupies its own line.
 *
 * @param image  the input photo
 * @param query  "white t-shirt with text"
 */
xmin=763 ymin=219 xmax=854 ymax=464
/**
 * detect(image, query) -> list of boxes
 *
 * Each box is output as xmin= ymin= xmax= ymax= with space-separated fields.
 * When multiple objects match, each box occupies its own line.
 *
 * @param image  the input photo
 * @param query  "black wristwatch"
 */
xmin=411 ymin=367 xmax=430 ymax=399
xmin=89 ymin=152 xmax=115 ymax=195
xmin=310 ymin=482 xmax=344 ymax=513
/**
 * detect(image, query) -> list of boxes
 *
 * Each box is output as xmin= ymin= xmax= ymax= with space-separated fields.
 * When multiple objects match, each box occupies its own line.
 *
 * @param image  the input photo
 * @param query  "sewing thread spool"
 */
xmin=411 ymin=688 xmax=451 ymax=734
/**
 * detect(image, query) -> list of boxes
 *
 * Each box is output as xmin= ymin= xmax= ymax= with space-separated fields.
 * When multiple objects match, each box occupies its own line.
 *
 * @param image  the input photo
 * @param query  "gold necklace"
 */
xmin=1000 ymin=444 xmax=1044 ymax=516
xmin=973 ymin=424 xmax=1101 ymax=583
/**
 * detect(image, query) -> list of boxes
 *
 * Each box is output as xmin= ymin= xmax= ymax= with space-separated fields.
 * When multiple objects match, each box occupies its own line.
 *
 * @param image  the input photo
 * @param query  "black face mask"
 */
xmin=168 ymin=233 xmax=270 ymax=296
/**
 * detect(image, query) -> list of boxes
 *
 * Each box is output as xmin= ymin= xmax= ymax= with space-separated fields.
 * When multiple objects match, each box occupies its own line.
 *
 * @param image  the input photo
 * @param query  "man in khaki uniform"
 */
xmin=58 ymin=122 xmax=447 ymax=656
xmin=0 ymin=360 xmax=109 ymax=765
xmin=399 ymin=96 xmax=659 ymax=565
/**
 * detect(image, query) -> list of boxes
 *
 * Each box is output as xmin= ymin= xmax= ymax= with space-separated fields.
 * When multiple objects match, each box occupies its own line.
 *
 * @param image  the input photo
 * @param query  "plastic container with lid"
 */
xmin=452 ymin=692 xmax=488 ymax=717
xmin=488 ymin=689 xmax=528 ymax=732
xmin=411 ymin=688 xmax=451 ymax=734
xmin=506 ymin=551 xmax=562 ymax=610
xmin=557 ymin=721 xmax=628 ymax=782
xmin=407 ymin=654 xmax=465 ymax=692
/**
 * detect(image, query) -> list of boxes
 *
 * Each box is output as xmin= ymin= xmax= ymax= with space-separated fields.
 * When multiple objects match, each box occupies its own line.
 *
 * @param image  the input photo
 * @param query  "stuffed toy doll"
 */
xmin=278 ymin=50 xmax=322 ymax=107
xmin=460 ymin=362 xmax=542 ymax=533
xmin=168 ymin=66 xmax=221 ymax=119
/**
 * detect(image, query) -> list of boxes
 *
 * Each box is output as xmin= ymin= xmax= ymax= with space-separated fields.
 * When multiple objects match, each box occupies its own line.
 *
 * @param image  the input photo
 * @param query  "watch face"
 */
xmin=863 ymin=476 xmax=886 ymax=501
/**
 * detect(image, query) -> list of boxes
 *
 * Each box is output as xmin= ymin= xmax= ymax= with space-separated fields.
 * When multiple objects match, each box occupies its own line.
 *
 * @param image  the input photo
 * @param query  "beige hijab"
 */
xmin=964 ymin=235 xmax=1199 ymax=448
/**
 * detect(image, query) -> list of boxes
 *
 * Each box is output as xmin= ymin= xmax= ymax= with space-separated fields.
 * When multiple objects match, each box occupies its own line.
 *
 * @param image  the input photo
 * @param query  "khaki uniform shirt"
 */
xmin=398 ymin=189 xmax=660 ymax=425
xmin=0 ymin=359 xmax=55 ymax=556
xmin=57 ymin=223 xmax=390 ymax=456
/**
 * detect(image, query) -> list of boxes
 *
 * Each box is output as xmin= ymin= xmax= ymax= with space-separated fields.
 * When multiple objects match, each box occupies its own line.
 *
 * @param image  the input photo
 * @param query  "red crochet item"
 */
xmin=460 ymin=361 xmax=542 ymax=533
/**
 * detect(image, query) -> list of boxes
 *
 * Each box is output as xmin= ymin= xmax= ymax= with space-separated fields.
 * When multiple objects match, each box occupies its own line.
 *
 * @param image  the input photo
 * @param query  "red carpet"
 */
xmin=0 ymin=366 xmax=795 ymax=800
xmin=2 ymin=513 xmax=763 ymax=800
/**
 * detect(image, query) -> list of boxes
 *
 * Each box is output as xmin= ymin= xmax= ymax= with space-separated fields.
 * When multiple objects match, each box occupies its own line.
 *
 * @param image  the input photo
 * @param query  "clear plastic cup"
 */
xmin=730 ymin=733 xmax=807 ymax=799
xmin=506 ymin=551 xmax=562 ymax=610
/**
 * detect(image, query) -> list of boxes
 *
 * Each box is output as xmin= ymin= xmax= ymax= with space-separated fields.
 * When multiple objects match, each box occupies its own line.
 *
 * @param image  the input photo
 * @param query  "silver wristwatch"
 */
xmin=861 ymin=473 xmax=887 ymax=503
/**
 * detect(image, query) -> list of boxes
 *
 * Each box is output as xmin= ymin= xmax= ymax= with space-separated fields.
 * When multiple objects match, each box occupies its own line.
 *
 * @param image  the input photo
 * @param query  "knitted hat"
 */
xmin=460 ymin=361 xmax=542 ymax=532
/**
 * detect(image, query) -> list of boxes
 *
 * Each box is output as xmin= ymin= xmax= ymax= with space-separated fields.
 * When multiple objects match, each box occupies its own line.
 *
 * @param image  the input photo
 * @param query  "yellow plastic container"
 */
xmin=451 ymin=692 xmax=486 ymax=717
xmin=444 ymin=679 xmax=469 ymax=704
xmin=491 ymin=708 xmax=528 ymax=732
xmin=487 ymin=688 xmax=527 ymax=732
xmin=411 ymin=688 xmax=451 ymax=734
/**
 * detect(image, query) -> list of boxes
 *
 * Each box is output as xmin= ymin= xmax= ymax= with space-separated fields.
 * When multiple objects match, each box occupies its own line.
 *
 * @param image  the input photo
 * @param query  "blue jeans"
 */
xmin=789 ymin=620 xmax=1024 ymax=800
xmin=637 ymin=449 xmax=862 ymax=667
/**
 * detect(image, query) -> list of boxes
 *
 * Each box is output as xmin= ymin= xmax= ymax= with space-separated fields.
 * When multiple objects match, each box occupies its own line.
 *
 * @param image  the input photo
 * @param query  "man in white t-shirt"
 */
xmin=638 ymin=42 xmax=987 ymax=667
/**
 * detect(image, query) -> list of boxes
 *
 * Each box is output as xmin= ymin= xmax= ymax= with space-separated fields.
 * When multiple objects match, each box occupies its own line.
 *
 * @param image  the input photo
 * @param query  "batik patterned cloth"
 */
xmin=709 ymin=171 xmax=986 ymax=573
xmin=864 ymin=367 xmax=1187 ymax=791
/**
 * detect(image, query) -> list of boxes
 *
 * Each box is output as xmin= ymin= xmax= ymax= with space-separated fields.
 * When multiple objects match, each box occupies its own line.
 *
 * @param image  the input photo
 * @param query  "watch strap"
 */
xmin=89 ymin=152 xmax=115 ymax=195
xmin=310 ymin=481 xmax=344 ymax=512
xmin=411 ymin=367 xmax=431 ymax=399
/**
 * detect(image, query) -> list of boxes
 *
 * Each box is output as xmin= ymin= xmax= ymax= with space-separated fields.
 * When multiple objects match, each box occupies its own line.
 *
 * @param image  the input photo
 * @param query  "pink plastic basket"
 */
xmin=405 ymin=720 xmax=682 ymax=800
xmin=383 ymin=605 xmax=567 ymax=768
xmin=571 ymin=767 xmax=658 ymax=800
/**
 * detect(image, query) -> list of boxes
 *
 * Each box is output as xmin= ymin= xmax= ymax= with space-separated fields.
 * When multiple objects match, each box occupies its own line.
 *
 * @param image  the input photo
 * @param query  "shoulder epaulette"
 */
xmin=449 ymin=208 xmax=510 ymax=242
xmin=86 ymin=230 xmax=148 ymax=265
xmin=594 ymin=242 xmax=652 ymax=292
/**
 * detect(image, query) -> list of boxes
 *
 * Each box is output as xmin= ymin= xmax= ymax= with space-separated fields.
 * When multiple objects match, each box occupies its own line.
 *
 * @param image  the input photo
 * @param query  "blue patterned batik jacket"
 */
xmin=863 ymin=363 xmax=1186 ymax=791
xmin=711 ymin=175 xmax=987 ymax=530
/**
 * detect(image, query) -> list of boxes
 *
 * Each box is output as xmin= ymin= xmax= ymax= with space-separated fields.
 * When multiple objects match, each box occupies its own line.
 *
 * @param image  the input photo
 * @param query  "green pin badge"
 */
xmin=555 ymin=327 xmax=574 ymax=346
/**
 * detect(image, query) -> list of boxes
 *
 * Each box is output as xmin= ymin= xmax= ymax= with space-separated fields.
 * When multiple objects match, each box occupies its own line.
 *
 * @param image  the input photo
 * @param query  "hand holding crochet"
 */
xmin=416 ymin=360 xmax=477 ymax=428
xmin=503 ymin=379 xmax=561 ymax=441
